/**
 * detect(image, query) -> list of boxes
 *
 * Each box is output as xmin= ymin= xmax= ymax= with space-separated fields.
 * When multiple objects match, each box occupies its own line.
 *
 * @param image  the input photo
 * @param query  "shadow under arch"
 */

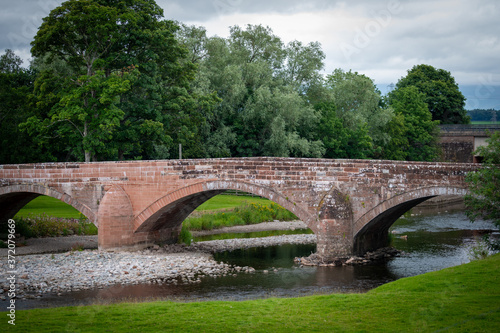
xmin=0 ymin=184 xmax=96 ymax=225
xmin=134 ymin=180 xmax=315 ymax=234
xmin=352 ymin=186 xmax=469 ymax=255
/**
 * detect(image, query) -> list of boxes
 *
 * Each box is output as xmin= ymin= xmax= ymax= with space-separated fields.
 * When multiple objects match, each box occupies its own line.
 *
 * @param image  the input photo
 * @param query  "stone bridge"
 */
xmin=0 ymin=158 xmax=479 ymax=259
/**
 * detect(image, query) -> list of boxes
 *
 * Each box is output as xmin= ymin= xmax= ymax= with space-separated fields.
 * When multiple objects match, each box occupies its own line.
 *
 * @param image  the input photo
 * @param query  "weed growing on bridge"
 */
xmin=13 ymin=214 xmax=97 ymax=238
xmin=183 ymin=202 xmax=297 ymax=232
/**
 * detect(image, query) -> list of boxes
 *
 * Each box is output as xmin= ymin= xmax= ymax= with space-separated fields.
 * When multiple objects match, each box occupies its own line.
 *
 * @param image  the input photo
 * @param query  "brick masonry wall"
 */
xmin=0 ymin=158 xmax=480 ymax=257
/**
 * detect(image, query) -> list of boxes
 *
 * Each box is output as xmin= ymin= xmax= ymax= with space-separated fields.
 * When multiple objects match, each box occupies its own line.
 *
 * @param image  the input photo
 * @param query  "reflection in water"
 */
xmin=9 ymin=210 xmax=499 ymax=310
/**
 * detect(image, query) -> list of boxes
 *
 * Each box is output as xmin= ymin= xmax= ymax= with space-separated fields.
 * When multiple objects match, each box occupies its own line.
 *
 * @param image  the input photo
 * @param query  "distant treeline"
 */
xmin=467 ymin=109 xmax=500 ymax=122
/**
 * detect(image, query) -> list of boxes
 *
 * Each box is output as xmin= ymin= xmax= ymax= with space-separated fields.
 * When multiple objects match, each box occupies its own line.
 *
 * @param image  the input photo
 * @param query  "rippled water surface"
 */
xmin=11 ymin=208 xmax=499 ymax=309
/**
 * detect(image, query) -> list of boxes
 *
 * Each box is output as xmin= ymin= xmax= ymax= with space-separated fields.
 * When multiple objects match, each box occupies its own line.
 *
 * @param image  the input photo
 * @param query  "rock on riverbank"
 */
xmin=295 ymin=247 xmax=402 ymax=266
xmin=0 ymin=250 xmax=255 ymax=300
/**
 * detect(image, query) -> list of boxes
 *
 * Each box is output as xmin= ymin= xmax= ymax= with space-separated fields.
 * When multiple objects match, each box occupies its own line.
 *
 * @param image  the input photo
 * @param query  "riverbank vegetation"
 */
xmin=180 ymin=202 xmax=297 ymax=244
xmin=465 ymin=131 xmax=500 ymax=250
xmin=12 ymin=214 xmax=97 ymax=238
xmin=184 ymin=202 xmax=297 ymax=231
xmin=5 ymin=253 xmax=499 ymax=332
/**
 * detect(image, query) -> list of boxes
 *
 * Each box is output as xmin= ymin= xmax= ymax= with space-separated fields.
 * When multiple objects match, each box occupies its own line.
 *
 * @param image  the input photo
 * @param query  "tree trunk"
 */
xmin=84 ymin=121 xmax=90 ymax=162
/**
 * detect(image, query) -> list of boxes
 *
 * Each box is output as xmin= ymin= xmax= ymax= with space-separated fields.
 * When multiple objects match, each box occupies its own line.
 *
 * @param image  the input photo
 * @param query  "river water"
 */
xmin=12 ymin=207 xmax=499 ymax=309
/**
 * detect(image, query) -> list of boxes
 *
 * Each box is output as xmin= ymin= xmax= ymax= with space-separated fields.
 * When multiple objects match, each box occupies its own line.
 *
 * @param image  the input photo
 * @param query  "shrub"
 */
xmin=178 ymin=225 xmax=192 ymax=245
xmin=183 ymin=201 xmax=297 ymax=232
xmin=12 ymin=214 xmax=97 ymax=238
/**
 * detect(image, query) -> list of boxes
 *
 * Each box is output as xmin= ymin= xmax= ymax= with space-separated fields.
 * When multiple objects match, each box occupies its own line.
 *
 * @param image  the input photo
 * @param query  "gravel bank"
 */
xmin=0 ymin=250 xmax=254 ymax=300
xmin=191 ymin=220 xmax=308 ymax=237
xmin=0 ymin=222 xmax=315 ymax=300
xmin=192 ymin=234 xmax=316 ymax=253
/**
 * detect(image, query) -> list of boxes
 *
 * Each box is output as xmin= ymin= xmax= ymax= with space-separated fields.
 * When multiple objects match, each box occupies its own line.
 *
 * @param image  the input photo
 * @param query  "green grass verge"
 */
xmin=194 ymin=194 xmax=273 ymax=211
xmin=14 ymin=196 xmax=84 ymax=219
xmin=4 ymin=254 xmax=500 ymax=332
xmin=470 ymin=121 xmax=500 ymax=125
xmin=15 ymin=194 xmax=273 ymax=218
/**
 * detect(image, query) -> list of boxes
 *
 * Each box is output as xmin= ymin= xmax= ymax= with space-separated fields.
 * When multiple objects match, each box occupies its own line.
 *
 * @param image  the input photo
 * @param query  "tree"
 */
xmin=325 ymin=69 xmax=393 ymax=150
xmin=465 ymin=131 xmax=500 ymax=229
xmin=0 ymin=50 xmax=51 ymax=164
xmin=25 ymin=0 xmax=201 ymax=162
xmin=395 ymin=64 xmax=469 ymax=124
xmin=386 ymin=86 xmax=440 ymax=161
xmin=178 ymin=24 xmax=325 ymax=158
xmin=23 ymin=68 xmax=139 ymax=161
xmin=314 ymin=102 xmax=373 ymax=159
xmin=0 ymin=49 xmax=23 ymax=73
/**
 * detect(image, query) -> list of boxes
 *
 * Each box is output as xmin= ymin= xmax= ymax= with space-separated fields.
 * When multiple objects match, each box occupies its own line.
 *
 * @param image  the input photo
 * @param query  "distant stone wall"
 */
xmin=438 ymin=125 xmax=500 ymax=163
xmin=438 ymin=136 xmax=475 ymax=163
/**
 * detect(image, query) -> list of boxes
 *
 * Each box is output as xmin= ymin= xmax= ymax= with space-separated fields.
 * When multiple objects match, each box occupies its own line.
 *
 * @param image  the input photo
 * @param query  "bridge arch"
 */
xmin=133 ymin=180 xmax=315 ymax=234
xmin=352 ymin=186 xmax=469 ymax=255
xmin=0 ymin=184 xmax=96 ymax=225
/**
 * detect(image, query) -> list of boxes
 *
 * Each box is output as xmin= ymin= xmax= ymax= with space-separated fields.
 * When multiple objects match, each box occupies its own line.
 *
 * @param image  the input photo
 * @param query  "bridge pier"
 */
xmin=313 ymin=187 xmax=354 ymax=259
xmin=97 ymin=185 xmax=184 ymax=250
xmin=316 ymin=230 xmax=353 ymax=259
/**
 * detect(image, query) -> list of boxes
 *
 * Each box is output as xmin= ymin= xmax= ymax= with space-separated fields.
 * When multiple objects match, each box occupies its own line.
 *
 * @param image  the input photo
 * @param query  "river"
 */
xmin=8 ymin=207 xmax=499 ymax=309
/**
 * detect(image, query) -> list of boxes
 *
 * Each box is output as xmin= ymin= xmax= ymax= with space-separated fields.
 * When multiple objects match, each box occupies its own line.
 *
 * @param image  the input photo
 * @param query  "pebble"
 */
xmin=191 ymin=234 xmax=316 ymax=253
xmin=0 ymin=234 xmax=315 ymax=299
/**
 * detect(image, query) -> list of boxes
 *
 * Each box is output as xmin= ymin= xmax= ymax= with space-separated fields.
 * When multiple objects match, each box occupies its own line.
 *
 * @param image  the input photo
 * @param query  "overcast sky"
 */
xmin=2 ymin=0 xmax=499 ymax=109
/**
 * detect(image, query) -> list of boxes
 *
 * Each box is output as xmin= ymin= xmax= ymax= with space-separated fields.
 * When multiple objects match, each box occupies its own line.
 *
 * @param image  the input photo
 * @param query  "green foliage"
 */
xmin=184 ymin=202 xmax=297 ymax=231
xmin=24 ymin=0 xmax=209 ymax=162
xmin=0 ymin=50 xmax=49 ymax=164
xmin=178 ymin=23 xmax=325 ymax=158
xmin=395 ymin=64 xmax=470 ymax=124
xmin=22 ymin=68 xmax=139 ymax=161
xmin=178 ymin=225 xmax=192 ymax=245
xmin=386 ymin=86 xmax=440 ymax=161
xmin=468 ymin=239 xmax=491 ymax=261
xmin=13 ymin=214 xmax=97 ymax=238
xmin=314 ymin=102 xmax=373 ymax=159
xmin=465 ymin=131 xmax=500 ymax=228
xmin=468 ymin=109 xmax=500 ymax=122
xmin=325 ymin=69 xmax=393 ymax=148
xmin=2 ymin=9 xmax=477 ymax=163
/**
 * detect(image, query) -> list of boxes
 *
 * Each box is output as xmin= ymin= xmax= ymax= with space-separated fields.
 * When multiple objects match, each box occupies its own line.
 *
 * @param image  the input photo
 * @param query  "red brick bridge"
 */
xmin=0 ymin=158 xmax=479 ymax=259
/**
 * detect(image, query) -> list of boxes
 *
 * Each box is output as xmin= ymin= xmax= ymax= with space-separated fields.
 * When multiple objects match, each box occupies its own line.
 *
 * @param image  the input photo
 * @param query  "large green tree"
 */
xmin=324 ymin=69 xmax=393 ymax=151
xmin=24 ymin=0 xmax=203 ymax=162
xmin=395 ymin=64 xmax=469 ymax=124
xmin=314 ymin=102 xmax=373 ymax=159
xmin=385 ymin=86 xmax=440 ymax=161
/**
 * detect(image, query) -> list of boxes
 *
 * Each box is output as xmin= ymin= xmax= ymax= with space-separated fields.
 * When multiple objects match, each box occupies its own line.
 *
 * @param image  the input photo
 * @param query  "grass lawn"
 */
xmin=470 ymin=121 xmax=500 ymax=125
xmin=14 ymin=196 xmax=84 ymax=219
xmin=4 ymin=254 xmax=500 ymax=332
xmin=15 ymin=194 xmax=272 ymax=219
xmin=194 ymin=194 xmax=272 ymax=212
